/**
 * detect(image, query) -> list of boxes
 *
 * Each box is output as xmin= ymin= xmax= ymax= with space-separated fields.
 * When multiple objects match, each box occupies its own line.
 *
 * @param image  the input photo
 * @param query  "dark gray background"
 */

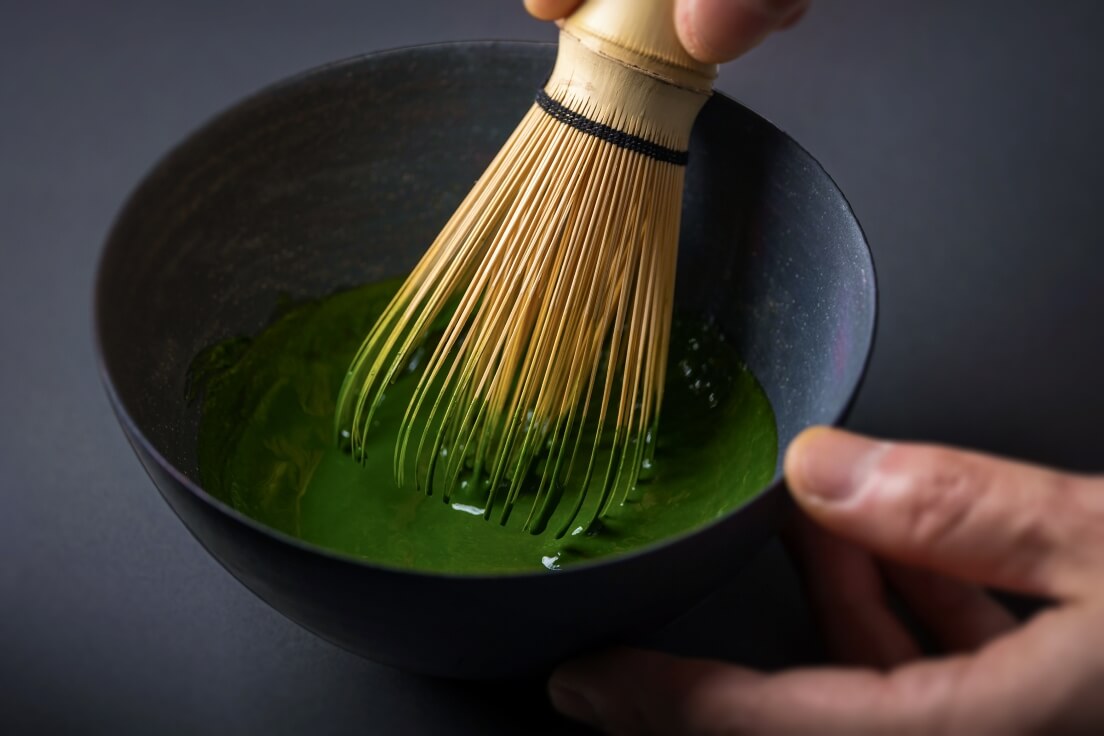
xmin=2 ymin=1 xmax=1101 ymax=733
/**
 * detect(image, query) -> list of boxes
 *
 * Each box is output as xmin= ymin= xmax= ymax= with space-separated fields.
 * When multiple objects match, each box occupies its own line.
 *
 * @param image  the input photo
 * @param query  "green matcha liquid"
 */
xmin=193 ymin=280 xmax=777 ymax=573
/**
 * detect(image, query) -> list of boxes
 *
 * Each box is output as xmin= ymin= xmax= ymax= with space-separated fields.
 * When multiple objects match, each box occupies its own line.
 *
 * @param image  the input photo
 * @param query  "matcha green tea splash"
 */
xmin=192 ymin=280 xmax=777 ymax=574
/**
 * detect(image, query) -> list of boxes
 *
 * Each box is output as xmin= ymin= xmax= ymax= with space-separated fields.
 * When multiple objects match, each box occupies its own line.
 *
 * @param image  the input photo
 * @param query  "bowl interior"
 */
xmin=97 ymin=42 xmax=874 ymax=500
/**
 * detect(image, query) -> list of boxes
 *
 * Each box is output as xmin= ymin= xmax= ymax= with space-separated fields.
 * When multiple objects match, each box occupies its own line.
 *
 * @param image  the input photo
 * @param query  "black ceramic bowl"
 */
xmin=95 ymin=42 xmax=875 ymax=679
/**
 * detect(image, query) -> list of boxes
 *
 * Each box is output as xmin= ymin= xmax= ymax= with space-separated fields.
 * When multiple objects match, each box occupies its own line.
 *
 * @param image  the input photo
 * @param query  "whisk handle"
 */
xmin=563 ymin=0 xmax=717 ymax=93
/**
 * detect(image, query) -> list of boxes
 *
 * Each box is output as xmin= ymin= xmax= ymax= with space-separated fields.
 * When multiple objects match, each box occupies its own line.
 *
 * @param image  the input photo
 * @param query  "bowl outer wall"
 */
xmin=94 ymin=42 xmax=875 ymax=678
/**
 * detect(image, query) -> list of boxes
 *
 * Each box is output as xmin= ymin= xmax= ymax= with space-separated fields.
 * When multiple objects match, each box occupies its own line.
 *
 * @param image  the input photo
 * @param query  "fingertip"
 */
xmin=548 ymin=650 xmax=621 ymax=728
xmin=548 ymin=649 xmax=634 ymax=731
xmin=548 ymin=655 xmax=592 ymax=695
xmin=785 ymin=427 xmax=888 ymax=507
xmin=676 ymin=0 xmax=748 ymax=64
xmin=783 ymin=425 xmax=832 ymax=494
xmin=547 ymin=679 xmax=600 ymax=729
xmin=524 ymin=0 xmax=583 ymax=22
xmin=676 ymin=0 xmax=808 ymax=63
xmin=674 ymin=0 xmax=707 ymax=62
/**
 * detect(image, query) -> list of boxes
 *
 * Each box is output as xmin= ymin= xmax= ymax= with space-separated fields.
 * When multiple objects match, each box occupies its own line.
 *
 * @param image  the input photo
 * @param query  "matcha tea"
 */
xmin=192 ymin=279 xmax=777 ymax=573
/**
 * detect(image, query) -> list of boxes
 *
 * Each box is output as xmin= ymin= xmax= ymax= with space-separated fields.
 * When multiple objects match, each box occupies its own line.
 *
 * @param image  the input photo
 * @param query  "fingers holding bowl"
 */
xmin=549 ymin=431 xmax=1104 ymax=733
xmin=784 ymin=427 xmax=1104 ymax=600
xmin=878 ymin=561 xmax=1017 ymax=653
xmin=550 ymin=608 xmax=1104 ymax=735
xmin=784 ymin=514 xmax=921 ymax=668
xmin=785 ymin=498 xmax=1016 ymax=666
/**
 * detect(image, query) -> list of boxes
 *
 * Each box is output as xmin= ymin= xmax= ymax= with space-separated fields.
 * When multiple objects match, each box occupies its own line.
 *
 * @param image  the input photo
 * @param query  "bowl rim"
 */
xmin=93 ymin=40 xmax=878 ymax=582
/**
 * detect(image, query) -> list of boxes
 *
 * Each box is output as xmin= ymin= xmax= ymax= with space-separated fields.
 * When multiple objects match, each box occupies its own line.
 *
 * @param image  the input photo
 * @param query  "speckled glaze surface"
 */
xmin=95 ymin=42 xmax=875 ymax=678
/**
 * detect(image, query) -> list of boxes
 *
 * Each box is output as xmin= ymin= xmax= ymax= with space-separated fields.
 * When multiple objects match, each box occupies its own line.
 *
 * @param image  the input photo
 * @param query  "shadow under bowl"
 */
xmin=95 ymin=42 xmax=876 ymax=679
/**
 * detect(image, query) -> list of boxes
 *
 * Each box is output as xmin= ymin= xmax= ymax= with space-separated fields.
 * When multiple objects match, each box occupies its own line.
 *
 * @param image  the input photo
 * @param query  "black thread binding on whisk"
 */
xmin=535 ymin=89 xmax=689 ymax=166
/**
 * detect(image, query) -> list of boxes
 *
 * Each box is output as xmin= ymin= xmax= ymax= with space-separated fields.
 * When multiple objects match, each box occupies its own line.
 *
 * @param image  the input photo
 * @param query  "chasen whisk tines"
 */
xmin=335 ymin=0 xmax=716 ymax=536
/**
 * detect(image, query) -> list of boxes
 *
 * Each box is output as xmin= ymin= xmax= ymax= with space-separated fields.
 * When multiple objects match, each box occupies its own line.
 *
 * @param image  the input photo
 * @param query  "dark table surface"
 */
xmin=2 ymin=1 xmax=1102 ymax=733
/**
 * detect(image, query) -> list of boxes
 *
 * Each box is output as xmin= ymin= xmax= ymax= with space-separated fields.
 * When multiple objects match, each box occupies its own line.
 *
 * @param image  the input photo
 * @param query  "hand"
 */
xmin=548 ymin=427 xmax=1104 ymax=734
xmin=524 ymin=0 xmax=809 ymax=63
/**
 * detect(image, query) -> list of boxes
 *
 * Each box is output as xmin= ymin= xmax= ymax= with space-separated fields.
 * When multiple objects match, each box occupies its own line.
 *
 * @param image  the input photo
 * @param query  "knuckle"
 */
xmin=1031 ymin=472 xmax=1104 ymax=577
xmin=888 ymin=446 xmax=984 ymax=551
xmin=1051 ymin=472 xmax=1104 ymax=531
xmin=877 ymin=445 xmax=1092 ymax=591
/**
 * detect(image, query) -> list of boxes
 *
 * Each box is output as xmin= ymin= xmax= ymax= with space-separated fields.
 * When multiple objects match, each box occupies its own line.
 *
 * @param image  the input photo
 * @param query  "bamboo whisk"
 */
xmin=336 ymin=0 xmax=717 ymax=536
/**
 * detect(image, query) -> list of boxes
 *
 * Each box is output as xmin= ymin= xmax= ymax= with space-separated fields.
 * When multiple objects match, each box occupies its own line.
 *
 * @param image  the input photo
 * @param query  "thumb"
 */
xmin=676 ymin=0 xmax=810 ymax=64
xmin=783 ymin=427 xmax=1104 ymax=600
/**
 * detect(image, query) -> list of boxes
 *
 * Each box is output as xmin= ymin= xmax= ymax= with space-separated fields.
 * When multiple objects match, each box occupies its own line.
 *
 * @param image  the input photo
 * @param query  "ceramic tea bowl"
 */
xmin=95 ymin=42 xmax=875 ymax=678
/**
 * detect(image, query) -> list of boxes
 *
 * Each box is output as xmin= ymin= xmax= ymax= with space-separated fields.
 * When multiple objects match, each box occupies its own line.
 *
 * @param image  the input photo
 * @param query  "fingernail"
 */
xmin=785 ymin=427 xmax=886 ymax=503
xmin=548 ymin=683 xmax=600 ymax=729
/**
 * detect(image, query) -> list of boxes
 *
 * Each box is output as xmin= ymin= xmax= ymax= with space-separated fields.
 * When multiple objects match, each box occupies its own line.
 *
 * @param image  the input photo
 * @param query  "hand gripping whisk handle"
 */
xmin=563 ymin=0 xmax=718 ymax=93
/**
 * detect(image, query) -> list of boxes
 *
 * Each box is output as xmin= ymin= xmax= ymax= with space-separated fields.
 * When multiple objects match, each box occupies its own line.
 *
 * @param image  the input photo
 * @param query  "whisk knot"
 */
xmin=534 ymin=90 xmax=689 ymax=166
